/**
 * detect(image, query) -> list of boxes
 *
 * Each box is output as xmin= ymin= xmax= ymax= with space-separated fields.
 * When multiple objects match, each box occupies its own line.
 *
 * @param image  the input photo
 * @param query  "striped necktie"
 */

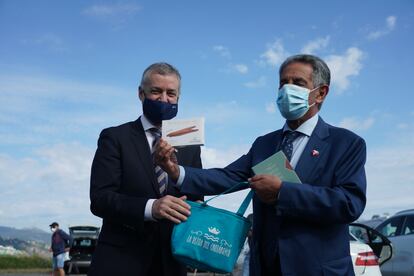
xmin=149 ymin=128 xmax=168 ymax=196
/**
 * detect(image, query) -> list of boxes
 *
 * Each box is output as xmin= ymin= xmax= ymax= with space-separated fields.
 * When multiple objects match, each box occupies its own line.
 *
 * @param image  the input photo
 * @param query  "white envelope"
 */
xmin=162 ymin=118 xmax=205 ymax=147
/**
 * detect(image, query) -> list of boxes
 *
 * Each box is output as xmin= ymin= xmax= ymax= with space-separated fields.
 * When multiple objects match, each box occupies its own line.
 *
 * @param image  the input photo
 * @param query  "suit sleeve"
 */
xmin=276 ymin=136 xmax=367 ymax=224
xmin=90 ymin=129 xmax=147 ymax=230
xmin=181 ymin=149 xmax=252 ymax=196
xmin=185 ymin=146 xmax=205 ymax=201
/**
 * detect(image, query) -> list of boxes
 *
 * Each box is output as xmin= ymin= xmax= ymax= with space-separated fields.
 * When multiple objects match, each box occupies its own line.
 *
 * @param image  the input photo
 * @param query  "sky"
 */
xmin=0 ymin=0 xmax=413 ymax=232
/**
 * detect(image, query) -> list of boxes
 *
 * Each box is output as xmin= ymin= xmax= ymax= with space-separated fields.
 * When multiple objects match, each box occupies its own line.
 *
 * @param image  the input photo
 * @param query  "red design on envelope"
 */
xmin=285 ymin=160 xmax=293 ymax=170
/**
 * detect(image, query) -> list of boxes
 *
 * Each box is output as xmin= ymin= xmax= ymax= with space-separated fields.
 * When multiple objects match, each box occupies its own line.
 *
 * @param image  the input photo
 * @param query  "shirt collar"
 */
xmin=140 ymin=114 xmax=158 ymax=132
xmin=282 ymin=114 xmax=319 ymax=137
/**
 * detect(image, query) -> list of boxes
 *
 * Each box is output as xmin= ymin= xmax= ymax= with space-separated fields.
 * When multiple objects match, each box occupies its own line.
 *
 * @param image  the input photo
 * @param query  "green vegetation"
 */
xmin=0 ymin=255 xmax=51 ymax=269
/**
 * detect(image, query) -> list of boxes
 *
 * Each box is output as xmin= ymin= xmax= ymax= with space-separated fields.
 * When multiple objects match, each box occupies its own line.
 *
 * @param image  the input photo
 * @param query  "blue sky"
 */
xmin=1 ymin=0 xmax=413 ymax=231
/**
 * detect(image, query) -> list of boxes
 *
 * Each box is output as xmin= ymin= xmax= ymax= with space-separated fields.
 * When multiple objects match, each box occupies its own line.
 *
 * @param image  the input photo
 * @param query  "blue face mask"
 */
xmin=276 ymin=84 xmax=318 ymax=120
xmin=143 ymin=98 xmax=178 ymax=124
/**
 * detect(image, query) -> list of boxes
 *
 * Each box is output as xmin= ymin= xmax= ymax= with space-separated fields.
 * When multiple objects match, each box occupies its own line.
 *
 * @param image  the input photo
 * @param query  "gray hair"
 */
xmin=279 ymin=54 xmax=331 ymax=87
xmin=140 ymin=62 xmax=181 ymax=92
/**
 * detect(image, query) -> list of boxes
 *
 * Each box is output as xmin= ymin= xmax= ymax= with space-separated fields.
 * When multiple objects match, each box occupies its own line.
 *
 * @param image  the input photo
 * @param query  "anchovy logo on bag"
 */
xmin=208 ymin=227 xmax=220 ymax=235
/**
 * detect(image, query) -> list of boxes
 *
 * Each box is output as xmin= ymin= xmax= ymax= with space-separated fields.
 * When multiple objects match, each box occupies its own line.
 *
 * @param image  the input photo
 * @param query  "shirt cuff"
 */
xmin=144 ymin=199 xmax=156 ymax=221
xmin=175 ymin=166 xmax=185 ymax=187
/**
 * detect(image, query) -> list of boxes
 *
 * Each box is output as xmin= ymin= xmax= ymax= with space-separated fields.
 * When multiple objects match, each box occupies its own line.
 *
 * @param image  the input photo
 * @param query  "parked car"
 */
xmin=374 ymin=209 xmax=414 ymax=276
xmin=349 ymin=223 xmax=393 ymax=275
xmin=358 ymin=215 xmax=389 ymax=228
xmin=350 ymin=223 xmax=393 ymax=275
xmin=64 ymin=226 xmax=100 ymax=274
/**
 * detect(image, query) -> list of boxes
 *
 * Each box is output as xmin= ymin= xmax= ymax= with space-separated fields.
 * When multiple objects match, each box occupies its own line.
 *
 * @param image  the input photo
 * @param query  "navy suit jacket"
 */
xmin=181 ymin=117 xmax=366 ymax=276
xmin=89 ymin=119 xmax=202 ymax=276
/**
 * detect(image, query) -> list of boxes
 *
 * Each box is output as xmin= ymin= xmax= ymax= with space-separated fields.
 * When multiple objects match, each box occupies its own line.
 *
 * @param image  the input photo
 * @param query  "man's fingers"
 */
xmin=158 ymin=139 xmax=174 ymax=156
xmin=248 ymin=174 xmax=265 ymax=183
xmin=171 ymin=197 xmax=191 ymax=215
xmin=154 ymin=196 xmax=191 ymax=223
xmin=159 ymin=204 xmax=189 ymax=224
xmin=161 ymin=212 xmax=181 ymax=224
xmin=166 ymin=208 xmax=189 ymax=222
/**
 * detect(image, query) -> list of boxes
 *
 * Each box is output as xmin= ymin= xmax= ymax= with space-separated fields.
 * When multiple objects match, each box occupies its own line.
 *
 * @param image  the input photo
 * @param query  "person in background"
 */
xmin=49 ymin=222 xmax=72 ymax=276
xmin=88 ymin=62 xmax=203 ymax=275
xmin=155 ymin=54 xmax=367 ymax=276
xmin=242 ymin=213 xmax=253 ymax=276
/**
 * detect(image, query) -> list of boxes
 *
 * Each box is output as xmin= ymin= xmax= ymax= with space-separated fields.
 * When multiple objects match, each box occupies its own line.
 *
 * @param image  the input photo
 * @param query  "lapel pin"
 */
xmin=312 ymin=149 xmax=319 ymax=157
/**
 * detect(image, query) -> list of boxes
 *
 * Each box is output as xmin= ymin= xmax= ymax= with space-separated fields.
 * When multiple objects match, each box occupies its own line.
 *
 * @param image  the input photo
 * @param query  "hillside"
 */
xmin=0 ymin=226 xmax=50 ymax=244
xmin=0 ymin=226 xmax=50 ymax=258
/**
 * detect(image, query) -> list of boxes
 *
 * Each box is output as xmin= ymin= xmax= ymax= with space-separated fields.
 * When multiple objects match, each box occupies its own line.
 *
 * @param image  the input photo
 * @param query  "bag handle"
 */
xmin=236 ymin=190 xmax=253 ymax=216
xmin=202 ymin=182 xmax=253 ymax=217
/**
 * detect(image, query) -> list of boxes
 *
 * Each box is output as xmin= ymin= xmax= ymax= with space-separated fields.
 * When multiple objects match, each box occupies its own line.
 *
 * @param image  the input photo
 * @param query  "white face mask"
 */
xmin=51 ymin=227 xmax=57 ymax=233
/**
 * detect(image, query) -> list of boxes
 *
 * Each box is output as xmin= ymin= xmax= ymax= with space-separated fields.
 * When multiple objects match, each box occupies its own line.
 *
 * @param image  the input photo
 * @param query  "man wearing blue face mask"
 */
xmin=88 ymin=62 xmax=203 ymax=276
xmin=156 ymin=55 xmax=367 ymax=276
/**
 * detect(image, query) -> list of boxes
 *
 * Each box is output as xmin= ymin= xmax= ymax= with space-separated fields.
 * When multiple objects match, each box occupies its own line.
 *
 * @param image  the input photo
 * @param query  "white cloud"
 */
xmin=0 ymin=143 xmax=100 ymax=229
xmin=338 ymin=117 xmax=374 ymax=131
xmin=213 ymin=45 xmax=231 ymax=59
xmin=363 ymin=142 xmax=414 ymax=219
xmin=22 ymin=33 xmax=67 ymax=52
xmin=325 ymin=47 xmax=363 ymax=93
xmin=83 ymin=3 xmax=141 ymax=17
xmin=265 ymin=102 xmax=276 ymax=114
xmin=82 ymin=3 xmax=141 ymax=29
xmin=0 ymin=74 xmax=137 ymax=146
xmin=367 ymin=15 xmax=397 ymax=40
xmin=232 ymin=64 xmax=248 ymax=74
xmin=201 ymin=145 xmax=249 ymax=169
xmin=244 ymin=76 xmax=267 ymax=89
xmin=260 ymin=40 xmax=289 ymax=67
xmin=397 ymin=123 xmax=409 ymax=129
xmin=301 ymin=36 xmax=330 ymax=54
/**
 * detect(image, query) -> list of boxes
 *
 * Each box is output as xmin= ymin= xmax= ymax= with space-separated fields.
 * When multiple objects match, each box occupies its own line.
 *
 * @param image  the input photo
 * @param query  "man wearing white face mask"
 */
xmin=156 ymin=54 xmax=367 ymax=276
xmin=49 ymin=222 xmax=72 ymax=276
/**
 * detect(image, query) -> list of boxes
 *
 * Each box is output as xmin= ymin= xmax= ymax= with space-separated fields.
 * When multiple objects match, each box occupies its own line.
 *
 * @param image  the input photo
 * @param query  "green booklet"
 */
xmin=252 ymin=150 xmax=301 ymax=183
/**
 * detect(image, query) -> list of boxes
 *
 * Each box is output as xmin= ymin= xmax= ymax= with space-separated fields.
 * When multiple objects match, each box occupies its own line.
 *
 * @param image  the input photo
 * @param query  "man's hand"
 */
xmin=249 ymin=174 xmax=282 ymax=204
xmin=154 ymin=138 xmax=180 ymax=181
xmin=64 ymin=247 xmax=70 ymax=252
xmin=152 ymin=195 xmax=191 ymax=224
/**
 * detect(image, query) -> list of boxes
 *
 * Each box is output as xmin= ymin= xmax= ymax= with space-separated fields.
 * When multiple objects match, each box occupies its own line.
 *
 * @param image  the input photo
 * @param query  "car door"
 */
xmin=399 ymin=215 xmax=414 ymax=276
xmin=387 ymin=215 xmax=414 ymax=276
xmin=350 ymin=223 xmax=393 ymax=265
xmin=375 ymin=215 xmax=405 ymax=276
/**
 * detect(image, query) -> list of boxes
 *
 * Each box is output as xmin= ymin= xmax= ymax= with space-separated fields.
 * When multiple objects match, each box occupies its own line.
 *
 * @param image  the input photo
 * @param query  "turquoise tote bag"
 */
xmin=171 ymin=182 xmax=253 ymax=273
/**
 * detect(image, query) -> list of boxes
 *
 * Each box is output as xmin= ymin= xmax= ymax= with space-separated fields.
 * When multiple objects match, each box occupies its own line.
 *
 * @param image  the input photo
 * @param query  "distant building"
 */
xmin=0 ymin=245 xmax=27 ymax=256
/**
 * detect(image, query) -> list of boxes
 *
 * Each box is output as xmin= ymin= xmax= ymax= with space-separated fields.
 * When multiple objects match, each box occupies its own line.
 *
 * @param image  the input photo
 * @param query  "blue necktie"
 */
xmin=281 ymin=131 xmax=301 ymax=161
xmin=149 ymin=128 xmax=168 ymax=195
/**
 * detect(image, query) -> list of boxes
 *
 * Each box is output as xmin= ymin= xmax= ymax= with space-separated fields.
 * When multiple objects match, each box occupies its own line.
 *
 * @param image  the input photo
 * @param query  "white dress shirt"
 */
xmin=141 ymin=115 xmax=158 ymax=221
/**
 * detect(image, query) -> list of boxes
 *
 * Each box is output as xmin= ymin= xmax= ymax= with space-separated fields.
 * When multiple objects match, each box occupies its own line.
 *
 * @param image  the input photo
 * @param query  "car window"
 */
xmin=402 ymin=215 xmax=414 ymax=235
xmin=376 ymin=216 xmax=404 ymax=237
xmin=73 ymin=238 xmax=95 ymax=247
xmin=349 ymin=233 xmax=357 ymax=241
xmin=349 ymin=225 xmax=369 ymax=243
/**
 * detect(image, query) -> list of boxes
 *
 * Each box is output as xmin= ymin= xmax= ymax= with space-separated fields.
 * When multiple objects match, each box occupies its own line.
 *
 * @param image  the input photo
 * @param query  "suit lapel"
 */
xmin=295 ymin=117 xmax=330 ymax=183
xmin=130 ymin=118 xmax=160 ymax=197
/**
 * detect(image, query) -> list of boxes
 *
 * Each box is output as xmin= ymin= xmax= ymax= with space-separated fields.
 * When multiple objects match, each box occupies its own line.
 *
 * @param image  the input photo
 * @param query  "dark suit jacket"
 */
xmin=89 ymin=118 xmax=202 ymax=276
xmin=180 ymin=117 xmax=367 ymax=276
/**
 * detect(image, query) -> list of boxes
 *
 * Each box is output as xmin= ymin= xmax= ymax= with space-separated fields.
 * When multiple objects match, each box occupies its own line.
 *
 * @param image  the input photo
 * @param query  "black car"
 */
xmin=64 ymin=226 xmax=100 ymax=274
